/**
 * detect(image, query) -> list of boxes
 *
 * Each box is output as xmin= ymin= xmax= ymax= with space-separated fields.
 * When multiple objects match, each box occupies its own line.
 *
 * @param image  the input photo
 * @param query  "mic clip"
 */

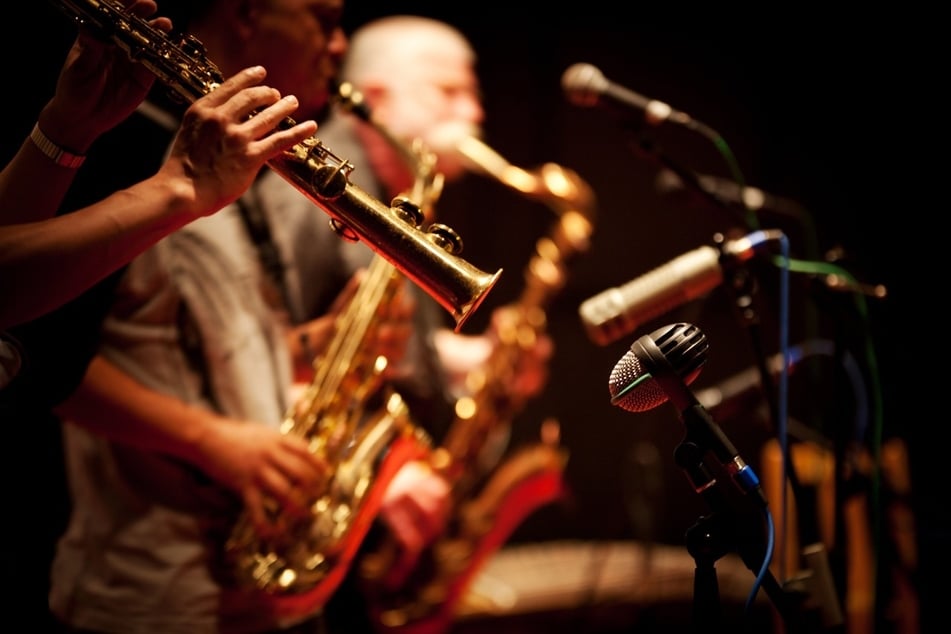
xmin=680 ymin=403 xmax=768 ymax=508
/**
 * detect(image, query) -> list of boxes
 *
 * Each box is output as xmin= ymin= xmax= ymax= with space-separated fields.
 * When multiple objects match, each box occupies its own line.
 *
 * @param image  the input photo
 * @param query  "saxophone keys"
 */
xmin=389 ymin=196 xmax=425 ymax=228
xmin=426 ymin=223 xmax=464 ymax=255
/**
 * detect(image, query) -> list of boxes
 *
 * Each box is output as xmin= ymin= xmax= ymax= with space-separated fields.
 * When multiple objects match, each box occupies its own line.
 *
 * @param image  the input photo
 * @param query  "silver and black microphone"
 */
xmin=561 ymin=62 xmax=697 ymax=130
xmin=609 ymin=323 xmax=766 ymax=505
xmin=579 ymin=229 xmax=782 ymax=346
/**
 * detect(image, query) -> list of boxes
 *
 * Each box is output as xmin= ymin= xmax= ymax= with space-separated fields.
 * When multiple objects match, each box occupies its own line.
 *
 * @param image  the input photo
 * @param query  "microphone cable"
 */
xmin=767 ymin=252 xmax=886 ymax=594
xmin=740 ymin=230 xmax=789 ymax=617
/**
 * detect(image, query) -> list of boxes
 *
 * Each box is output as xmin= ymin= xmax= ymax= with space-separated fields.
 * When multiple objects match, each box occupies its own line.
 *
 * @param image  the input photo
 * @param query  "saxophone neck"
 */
xmin=534 ymin=163 xmax=598 ymax=220
xmin=439 ymin=131 xmax=598 ymax=220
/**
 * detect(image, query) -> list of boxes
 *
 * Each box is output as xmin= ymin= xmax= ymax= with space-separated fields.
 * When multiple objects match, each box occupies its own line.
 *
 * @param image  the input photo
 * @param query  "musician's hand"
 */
xmin=379 ymin=461 xmax=451 ymax=574
xmin=160 ymin=65 xmax=318 ymax=219
xmin=372 ymin=278 xmax=416 ymax=376
xmin=487 ymin=304 xmax=553 ymax=400
xmin=433 ymin=304 xmax=554 ymax=400
xmin=40 ymin=0 xmax=173 ymax=153
xmin=194 ymin=419 xmax=329 ymax=537
xmin=287 ymin=269 xmax=375 ymax=385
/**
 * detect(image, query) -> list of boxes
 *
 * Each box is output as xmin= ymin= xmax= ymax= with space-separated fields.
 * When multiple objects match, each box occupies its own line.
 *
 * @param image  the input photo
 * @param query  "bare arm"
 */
xmin=0 ymin=66 xmax=317 ymax=329
xmin=58 ymin=355 xmax=328 ymax=534
xmin=0 ymin=0 xmax=171 ymax=225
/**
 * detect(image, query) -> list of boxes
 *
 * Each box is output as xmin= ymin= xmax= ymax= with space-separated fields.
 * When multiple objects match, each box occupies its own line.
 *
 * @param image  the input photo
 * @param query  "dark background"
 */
xmin=6 ymin=1 xmax=932 ymax=631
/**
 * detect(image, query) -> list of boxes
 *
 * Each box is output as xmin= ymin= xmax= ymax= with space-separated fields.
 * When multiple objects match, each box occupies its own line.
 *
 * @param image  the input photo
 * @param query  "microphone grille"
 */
xmin=608 ymin=349 xmax=667 ymax=412
xmin=561 ymin=63 xmax=607 ymax=107
xmin=609 ymin=322 xmax=708 ymax=413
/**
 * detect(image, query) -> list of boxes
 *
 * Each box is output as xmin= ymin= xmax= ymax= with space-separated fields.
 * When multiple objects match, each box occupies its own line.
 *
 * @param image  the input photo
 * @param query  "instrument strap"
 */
xmin=234 ymin=175 xmax=294 ymax=316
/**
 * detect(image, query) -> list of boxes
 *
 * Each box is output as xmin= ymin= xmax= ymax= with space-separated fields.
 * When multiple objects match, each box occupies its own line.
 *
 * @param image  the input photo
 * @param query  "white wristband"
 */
xmin=29 ymin=123 xmax=86 ymax=169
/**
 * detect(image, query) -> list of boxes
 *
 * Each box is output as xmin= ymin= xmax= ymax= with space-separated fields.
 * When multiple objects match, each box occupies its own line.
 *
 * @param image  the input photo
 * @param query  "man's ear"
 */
xmin=228 ymin=0 xmax=257 ymax=40
xmin=359 ymin=84 xmax=389 ymax=112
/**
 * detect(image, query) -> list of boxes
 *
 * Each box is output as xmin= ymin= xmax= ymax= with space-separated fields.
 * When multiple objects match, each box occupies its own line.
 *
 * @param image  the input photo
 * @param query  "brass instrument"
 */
xmin=223 ymin=87 xmax=448 ymax=600
xmin=361 ymin=134 xmax=597 ymax=631
xmin=47 ymin=0 xmax=500 ymax=330
xmin=335 ymin=81 xmax=445 ymax=220
xmin=223 ymin=252 xmax=427 ymax=600
xmin=435 ymin=134 xmax=596 ymax=492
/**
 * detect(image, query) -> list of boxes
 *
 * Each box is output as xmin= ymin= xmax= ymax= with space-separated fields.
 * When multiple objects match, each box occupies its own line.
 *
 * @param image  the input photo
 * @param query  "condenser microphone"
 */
xmin=579 ymin=229 xmax=782 ymax=346
xmin=609 ymin=323 xmax=765 ymax=504
xmin=561 ymin=63 xmax=697 ymax=130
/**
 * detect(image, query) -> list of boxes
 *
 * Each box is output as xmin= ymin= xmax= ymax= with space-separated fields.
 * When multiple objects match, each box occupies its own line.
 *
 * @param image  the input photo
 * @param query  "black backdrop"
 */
xmin=6 ymin=1 xmax=930 ymax=629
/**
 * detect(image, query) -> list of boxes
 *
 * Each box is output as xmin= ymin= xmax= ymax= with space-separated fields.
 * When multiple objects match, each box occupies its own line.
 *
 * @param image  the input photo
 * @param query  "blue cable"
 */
xmin=746 ymin=231 xmax=789 ymax=613
xmin=747 ymin=507 xmax=776 ymax=614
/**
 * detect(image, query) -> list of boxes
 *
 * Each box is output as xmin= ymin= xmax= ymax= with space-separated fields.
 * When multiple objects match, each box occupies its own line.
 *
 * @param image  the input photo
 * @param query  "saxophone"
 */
xmin=436 ymin=136 xmax=597 ymax=494
xmin=47 ymin=0 xmax=500 ymax=330
xmin=222 ymin=87 xmax=449 ymax=605
xmin=360 ymin=134 xmax=597 ymax=632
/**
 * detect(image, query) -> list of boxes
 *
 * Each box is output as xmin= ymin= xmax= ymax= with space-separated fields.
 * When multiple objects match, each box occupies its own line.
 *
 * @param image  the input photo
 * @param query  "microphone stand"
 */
xmin=673 ymin=407 xmax=809 ymax=634
xmin=627 ymin=134 xmax=752 ymax=229
xmin=674 ymin=440 xmax=728 ymax=630
xmin=710 ymin=254 xmax=848 ymax=630
xmin=625 ymin=132 xmax=847 ymax=629
xmin=634 ymin=329 xmax=812 ymax=632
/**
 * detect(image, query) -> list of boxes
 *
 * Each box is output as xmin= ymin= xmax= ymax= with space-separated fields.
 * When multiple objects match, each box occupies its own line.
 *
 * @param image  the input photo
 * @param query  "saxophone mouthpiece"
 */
xmin=334 ymin=81 xmax=373 ymax=122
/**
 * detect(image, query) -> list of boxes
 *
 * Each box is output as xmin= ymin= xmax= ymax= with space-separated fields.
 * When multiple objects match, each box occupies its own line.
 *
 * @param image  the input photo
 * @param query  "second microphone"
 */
xmin=579 ymin=230 xmax=782 ymax=346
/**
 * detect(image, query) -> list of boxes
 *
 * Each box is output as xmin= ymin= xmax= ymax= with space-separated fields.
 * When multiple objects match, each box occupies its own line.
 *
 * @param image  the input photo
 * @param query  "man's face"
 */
xmin=244 ymin=0 xmax=346 ymax=120
xmin=381 ymin=50 xmax=484 ymax=180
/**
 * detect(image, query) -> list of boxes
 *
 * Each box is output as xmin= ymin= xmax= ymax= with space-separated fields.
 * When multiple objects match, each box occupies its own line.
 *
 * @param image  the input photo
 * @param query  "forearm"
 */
xmin=55 ymin=354 xmax=218 ymax=468
xmin=0 ymin=174 xmax=194 ymax=329
xmin=57 ymin=355 xmax=329 ymax=514
xmin=0 ymin=135 xmax=83 ymax=226
xmin=0 ymin=96 xmax=107 ymax=225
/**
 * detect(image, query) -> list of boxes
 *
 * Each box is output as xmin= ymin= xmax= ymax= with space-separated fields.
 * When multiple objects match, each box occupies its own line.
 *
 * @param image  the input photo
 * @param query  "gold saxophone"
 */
xmin=360 ymin=134 xmax=597 ymax=632
xmin=435 ymin=135 xmax=597 ymax=492
xmin=47 ymin=0 xmax=500 ymax=330
xmin=222 ymin=86 xmax=451 ymax=602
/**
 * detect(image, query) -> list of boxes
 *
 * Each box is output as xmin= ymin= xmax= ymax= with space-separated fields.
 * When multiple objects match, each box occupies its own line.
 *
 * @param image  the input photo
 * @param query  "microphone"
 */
xmin=579 ymin=229 xmax=782 ymax=346
xmin=561 ymin=62 xmax=696 ymax=130
xmin=609 ymin=322 xmax=708 ymax=413
xmin=609 ymin=323 xmax=766 ymax=505
xmin=694 ymin=341 xmax=835 ymax=417
xmin=655 ymin=168 xmax=808 ymax=218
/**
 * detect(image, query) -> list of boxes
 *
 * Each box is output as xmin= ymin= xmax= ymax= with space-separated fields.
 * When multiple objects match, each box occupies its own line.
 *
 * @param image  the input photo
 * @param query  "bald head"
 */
xmin=341 ymin=16 xmax=475 ymax=87
xmin=340 ymin=16 xmax=483 ymax=181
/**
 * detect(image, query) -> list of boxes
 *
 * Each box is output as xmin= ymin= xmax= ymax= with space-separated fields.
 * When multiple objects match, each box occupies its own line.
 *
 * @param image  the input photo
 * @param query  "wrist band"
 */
xmin=29 ymin=123 xmax=86 ymax=169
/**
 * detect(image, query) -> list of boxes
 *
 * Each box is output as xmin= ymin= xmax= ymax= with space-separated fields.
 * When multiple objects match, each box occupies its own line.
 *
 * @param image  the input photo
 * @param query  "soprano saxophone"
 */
xmin=360 ymin=132 xmax=597 ymax=632
xmin=47 ymin=0 xmax=500 ymax=330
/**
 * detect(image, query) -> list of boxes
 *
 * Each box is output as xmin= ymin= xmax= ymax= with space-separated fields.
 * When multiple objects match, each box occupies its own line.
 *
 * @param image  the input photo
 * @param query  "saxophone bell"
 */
xmin=270 ymin=148 xmax=500 ymax=330
xmin=324 ymin=83 xmax=501 ymax=329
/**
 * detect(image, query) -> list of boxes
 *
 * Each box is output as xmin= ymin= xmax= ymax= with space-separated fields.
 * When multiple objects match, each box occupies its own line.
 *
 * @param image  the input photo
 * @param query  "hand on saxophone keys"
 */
xmin=287 ymin=267 xmax=418 ymax=390
xmin=433 ymin=305 xmax=554 ymax=405
xmin=188 ymin=415 xmax=332 ymax=539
